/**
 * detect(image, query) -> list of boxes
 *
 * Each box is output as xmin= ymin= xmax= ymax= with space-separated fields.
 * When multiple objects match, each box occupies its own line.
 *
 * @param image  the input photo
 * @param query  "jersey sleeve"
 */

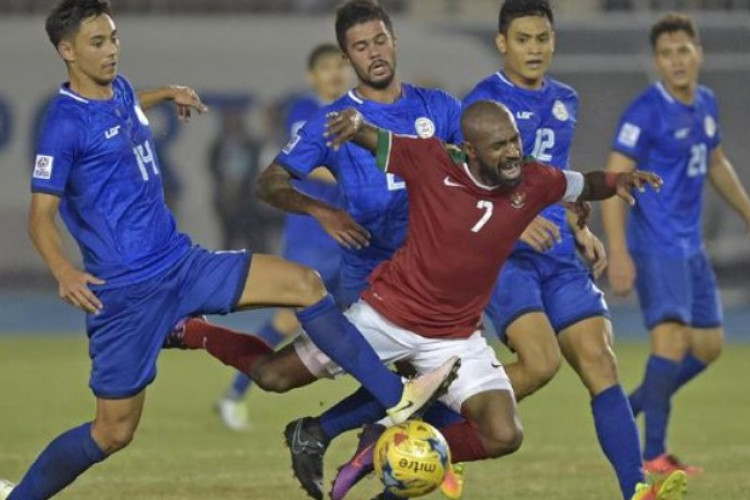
xmin=611 ymin=97 xmax=652 ymax=164
xmin=706 ymin=89 xmax=722 ymax=150
xmin=527 ymin=163 xmax=568 ymax=206
xmin=31 ymin=110 xmax=84 ymax=197
xmin=375 ymin=129 xmax=438 ymax=182
xmin=274 ymin=110 xmax=332 ymax=179
xmin=285 ymin=98 xmax=312 ymax=138
xmin=437 ymin=90 xmax=463 ymax=143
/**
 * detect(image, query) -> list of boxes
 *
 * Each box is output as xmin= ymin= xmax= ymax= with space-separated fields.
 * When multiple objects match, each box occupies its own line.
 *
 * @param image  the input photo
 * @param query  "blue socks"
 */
xmin=641 ymin=355 xmax=681 ymax=460
xmin=591 ymin=385 xmax=644 ymax=499
xmin=422 ymin=401 xmax=464 ymax=428
xmin=226 ymin=323 xmax=287 ymax=400
xmin=629 ymin=353 xmax=706 ymax=417
xmin=296 ymin=295 xmax=403 ymax=408
xmin=319 ymin=386 xmax=386 ymax=439
xmin=9 ymin=422 xmax=106 ymax=500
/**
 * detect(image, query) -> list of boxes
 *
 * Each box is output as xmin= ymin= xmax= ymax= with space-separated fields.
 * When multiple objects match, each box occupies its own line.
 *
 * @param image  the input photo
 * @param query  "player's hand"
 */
xmin=614 ymin=171 xmax=663 ymax=206
xmin=608 ymin=250 xmax=636 ymax=296
xmin=169 ymin=85 xmax=208 ymax=122
xmin=520 ymin=216 xmax=561 ymax=252
xmin=564 ymin=200 xmax=592 ymax=230
xmin=312 ymin=206 xmax=370 ymax=249
xmin=324 ymin=109 xmax=363 ymax=151
xmin=56 ymin=266 xmax=105 ymax=314
xmin=575 ymin=228 xmax=607 ymax=279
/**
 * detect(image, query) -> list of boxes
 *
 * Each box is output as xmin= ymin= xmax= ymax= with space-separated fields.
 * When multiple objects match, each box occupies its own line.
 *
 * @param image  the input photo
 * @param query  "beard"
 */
xmin=479 ymin=158 xmax=522 ymax=189
xmin=354 ymin=60 xmax=396 ymax=90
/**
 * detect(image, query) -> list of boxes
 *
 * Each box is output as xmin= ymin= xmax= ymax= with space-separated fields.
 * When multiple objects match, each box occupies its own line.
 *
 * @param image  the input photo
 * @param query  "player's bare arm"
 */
xmin=708 ymin=145 xmax=750 ymax=237
xmin=28 ymin=193 xmax=104 ymax=313
xmin=137 ymin=85 xmax=208 ymax=121
xmin=566 ymin=208 xmax=607 ymax=278
xmin=601 ymin=151 xmax=638 ymax=296
xmin=257 ymin=163 xmax=370 ymax=249
xmin=325 ymin=109 xmax=378 ymax=152
xmin=580 ymin=170 xmax=662 ymax=205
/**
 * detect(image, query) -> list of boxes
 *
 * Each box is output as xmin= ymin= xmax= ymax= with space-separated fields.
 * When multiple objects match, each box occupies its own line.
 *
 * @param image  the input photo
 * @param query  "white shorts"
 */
xmin=293 ymin=300 xmax=513 ymax=412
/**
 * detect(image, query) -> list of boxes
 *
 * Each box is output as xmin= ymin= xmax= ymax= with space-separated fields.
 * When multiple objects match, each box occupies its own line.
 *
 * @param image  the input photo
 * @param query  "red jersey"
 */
xmin=362 ymin=132 xmax=568 ymax=339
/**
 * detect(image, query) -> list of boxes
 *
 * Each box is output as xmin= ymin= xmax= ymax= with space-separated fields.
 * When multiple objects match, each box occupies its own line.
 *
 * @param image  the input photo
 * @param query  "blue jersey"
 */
xmin=275 ymin=84 xmax=462 ymax=294
xmin=31 ymin=75 xmax=191 ymax=289
xmin=464 ymin=72 xmax=579 ymax=257
xmin=612 ymin=82 xmax=721 ymax=256
xmin=284 ymin=92 xmax=343 ymax=209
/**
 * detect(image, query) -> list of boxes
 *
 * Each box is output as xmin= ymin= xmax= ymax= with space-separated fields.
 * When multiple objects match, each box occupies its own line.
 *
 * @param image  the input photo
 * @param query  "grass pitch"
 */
xmin=1 ymin=336 xmax=749 ymax=499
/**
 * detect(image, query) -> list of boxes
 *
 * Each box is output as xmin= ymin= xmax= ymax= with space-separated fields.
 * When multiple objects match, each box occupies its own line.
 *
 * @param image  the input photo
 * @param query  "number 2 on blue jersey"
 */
xmin=532 ymin=128 xmax=555 ymax=163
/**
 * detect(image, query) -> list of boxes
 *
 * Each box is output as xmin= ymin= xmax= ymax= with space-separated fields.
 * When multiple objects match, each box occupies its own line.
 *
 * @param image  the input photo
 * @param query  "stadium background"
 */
xmin=0 ymin=1 xmax=749 ymax=499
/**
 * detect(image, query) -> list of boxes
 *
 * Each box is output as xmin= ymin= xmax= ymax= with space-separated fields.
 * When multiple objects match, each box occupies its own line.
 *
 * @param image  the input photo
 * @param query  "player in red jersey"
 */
xmin=273 ymin=100 xmax=661 ymax=499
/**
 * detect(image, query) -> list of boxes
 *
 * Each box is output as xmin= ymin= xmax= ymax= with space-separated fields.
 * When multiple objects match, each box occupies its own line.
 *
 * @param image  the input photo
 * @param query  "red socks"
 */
xmin=439 ymin=419 xmax=491 ymax=463
xmin=183 ymin=319 xmax=274 ymax=374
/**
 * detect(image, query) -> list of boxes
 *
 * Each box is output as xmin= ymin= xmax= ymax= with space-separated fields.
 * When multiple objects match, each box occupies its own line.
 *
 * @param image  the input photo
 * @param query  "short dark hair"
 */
xmin=335 ymin=0 xmax=394 ymax=53
xmin=45 ymin=0 xmax=112 ymax=48
xmin=307 ymin=43 xmax=343 ymax=70
xmin=650 ymin=12 xmax=700 ymax=49
xmin=498 ymin=0 xmax=554 ymax=34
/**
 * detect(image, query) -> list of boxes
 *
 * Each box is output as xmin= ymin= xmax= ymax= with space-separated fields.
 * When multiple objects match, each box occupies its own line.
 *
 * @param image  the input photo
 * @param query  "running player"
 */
xmin=301 ymin=102 xmax=679 ymax=500
xmin=459 ymin=1 xmax=648 ymax=498
xmin=602 ymin=12 xmax=750 ymax=476
xmin=0 ymin=2 xmax=456 ymax=498
xmin=215 ymin=43 xmax=350 ymax=432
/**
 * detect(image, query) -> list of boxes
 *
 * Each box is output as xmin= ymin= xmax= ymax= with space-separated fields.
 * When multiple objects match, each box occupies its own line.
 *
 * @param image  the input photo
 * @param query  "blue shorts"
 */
xmin=282 ymin=214 xmax=341 ymax=291
xmin=87 ymin=246 xmax=251 ymax=398
xmin=485 ymin=251 xmax=609 ymax=343
xmin=633 ymin=250 xmax=722 ymax=330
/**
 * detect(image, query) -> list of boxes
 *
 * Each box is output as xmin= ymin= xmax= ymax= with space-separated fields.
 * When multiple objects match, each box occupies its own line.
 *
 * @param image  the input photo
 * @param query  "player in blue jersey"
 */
xmin=0 ymin=3 xmax=458 ymax=499
xmin=215 ymin=43 xmax=350 ymax=431
xmin=455 ymin=2 xmax=651 ymax=498
xmin=602 ymin=12 xmax=750 ymax=477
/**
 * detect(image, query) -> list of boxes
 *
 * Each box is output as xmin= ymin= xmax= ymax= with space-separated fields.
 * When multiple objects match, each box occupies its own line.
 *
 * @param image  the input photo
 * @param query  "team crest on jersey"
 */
xmin=134 ymin=105 xmax=149 ymax=126
xmin=704 ymin=115 xmax=717 ymax=138
xmin=510 ymin=191 xmax=526 ymax=210
xmin=33 ymin=155 xmax=54 ymax=180
xmin=414 ymin=117 xmax=435 ymax=138
xmin=552 ymin=100 xmax=569 ymax=121
xmin=283 ymin=133 xmax=301 ymax=154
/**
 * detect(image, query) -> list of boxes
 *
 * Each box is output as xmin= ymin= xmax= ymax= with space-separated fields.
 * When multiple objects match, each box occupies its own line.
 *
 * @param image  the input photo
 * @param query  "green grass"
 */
xmin=1 ymin=337 xmax=749 ymax=499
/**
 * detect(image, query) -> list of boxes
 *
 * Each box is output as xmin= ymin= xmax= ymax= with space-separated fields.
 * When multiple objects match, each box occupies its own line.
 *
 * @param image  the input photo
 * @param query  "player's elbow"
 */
xmin=256 ymin=164 xmax=288 ymax=204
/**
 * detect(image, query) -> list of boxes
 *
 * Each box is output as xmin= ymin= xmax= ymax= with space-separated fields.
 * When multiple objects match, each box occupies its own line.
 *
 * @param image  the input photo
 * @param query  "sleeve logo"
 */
xmin=617 ymin=122 xmax=641 ymax=148
xmin=704 ymin=116 xmax=717 ymax=138
xmin=282 ymin=133 xmax=301 ymax=154
xmin=33 ymin=155 xmax=54 ymax=179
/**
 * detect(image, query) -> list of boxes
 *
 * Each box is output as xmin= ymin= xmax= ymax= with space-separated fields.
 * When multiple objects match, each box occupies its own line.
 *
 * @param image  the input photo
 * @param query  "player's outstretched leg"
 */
xmin=215 ymin=312 xmax=295 ymax=431
xmin=559 ymin=317 xmax=644 ymax=500
xmin=234 ymin=255 xmax=461 ymax=420
xmin=7 ymin=392 xmax=144 ymax=500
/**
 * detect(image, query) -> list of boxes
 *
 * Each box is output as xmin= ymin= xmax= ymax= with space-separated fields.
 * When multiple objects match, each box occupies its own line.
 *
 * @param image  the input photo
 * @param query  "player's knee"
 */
xmin=94 ymin=424 xmax=137 ymax=454
xmin=523 ymin=350 xmax=561 ymax=388
xmin=292 ymin=266 xmax=327 ymax=306
xmin=483 ymin=423 xmax=523 ymax=458
xmin=251 ymin=362 xmax=294 ymax=393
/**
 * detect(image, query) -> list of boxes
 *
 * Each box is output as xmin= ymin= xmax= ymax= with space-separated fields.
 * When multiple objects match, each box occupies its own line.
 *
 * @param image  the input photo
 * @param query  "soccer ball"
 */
xmin=373 ymin=420 xmax=451 ymax=498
